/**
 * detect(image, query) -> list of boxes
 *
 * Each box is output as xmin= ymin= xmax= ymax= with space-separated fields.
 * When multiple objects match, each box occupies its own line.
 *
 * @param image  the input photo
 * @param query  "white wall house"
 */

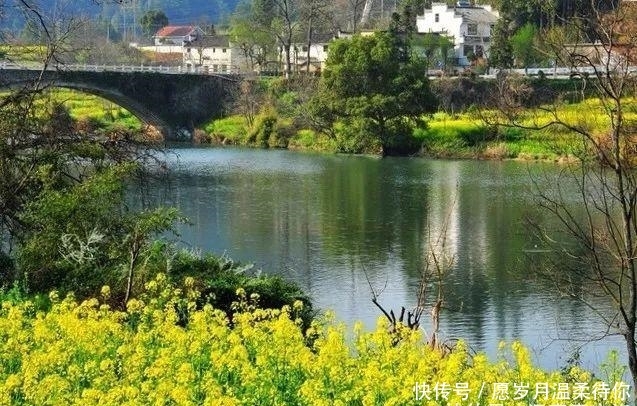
xmin=148 ymin=26 xmax=205 ymax=53
xmin=416 ymin=1 xmax=499 ymax=67
xmin=183 ymin=35 xmax=251 ymax=73
xmin=286 ymin=32 xmax=336 ymax=72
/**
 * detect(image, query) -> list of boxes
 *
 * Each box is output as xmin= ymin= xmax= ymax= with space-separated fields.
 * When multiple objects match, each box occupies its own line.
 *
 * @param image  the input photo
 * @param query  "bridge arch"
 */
xmin=0 ymin=68 xmax=238 ymax=141
xmin=54 ymin=82 xmax=173 ymax=139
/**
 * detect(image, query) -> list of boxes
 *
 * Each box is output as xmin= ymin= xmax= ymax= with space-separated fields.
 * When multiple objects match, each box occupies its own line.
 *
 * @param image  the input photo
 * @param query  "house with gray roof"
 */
xmin=286 ymin=32 xmax=338 ymax=73
xmin=416 ymin=1 xmax=499 ymax=67
xmin=183 ymin=35 xmax=251 ymax=73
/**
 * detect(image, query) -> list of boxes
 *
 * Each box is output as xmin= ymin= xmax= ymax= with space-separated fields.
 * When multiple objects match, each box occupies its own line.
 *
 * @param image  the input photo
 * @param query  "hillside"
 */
xmin=1 ymin=0 xmax=241 ymax=37
xmin=101 ymin=0 xmax=241 ymax=25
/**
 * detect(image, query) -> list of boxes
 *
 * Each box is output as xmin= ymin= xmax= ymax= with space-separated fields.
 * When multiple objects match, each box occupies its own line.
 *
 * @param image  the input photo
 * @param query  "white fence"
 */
xmin=0 ymin=61 xmax=234 ymax=78
xmin=3 ymin=61 xmax=637 ymax=80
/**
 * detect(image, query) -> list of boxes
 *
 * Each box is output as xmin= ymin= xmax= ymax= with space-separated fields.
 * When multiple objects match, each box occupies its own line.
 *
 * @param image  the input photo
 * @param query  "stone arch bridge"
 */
xmin=0 ymin=67 xmax=239 ymax=140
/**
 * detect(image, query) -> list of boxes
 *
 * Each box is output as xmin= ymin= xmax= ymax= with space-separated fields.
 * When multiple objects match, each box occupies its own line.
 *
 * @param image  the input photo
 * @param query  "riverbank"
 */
xmin=199 ymin=110 xmax=584 ymax=161
xmin=53 ymin=87 xmax=618 ymax=162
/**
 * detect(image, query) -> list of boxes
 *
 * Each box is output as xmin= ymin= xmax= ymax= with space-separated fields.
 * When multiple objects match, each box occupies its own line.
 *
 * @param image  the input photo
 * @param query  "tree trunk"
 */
xmin=306 ymin=16 xmax=313 ymax=74
xmin=625 ymin=328 xmax=637 ymax=399
xmin=125 ymin=238 xmax=140 ymax=304
xmin=284 ymin=43 xmax=292 ymax=79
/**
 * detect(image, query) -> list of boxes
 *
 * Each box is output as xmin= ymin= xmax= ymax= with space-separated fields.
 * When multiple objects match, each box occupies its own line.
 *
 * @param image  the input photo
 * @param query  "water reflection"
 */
xmin=143 ymin=147 xmax=624 ymax=372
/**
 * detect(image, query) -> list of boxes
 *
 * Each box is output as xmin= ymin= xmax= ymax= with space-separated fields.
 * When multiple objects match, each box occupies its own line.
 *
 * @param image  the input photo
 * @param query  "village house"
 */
xmin=151 ymin=25 xmax=205 ymax=53
xmin=416 ymin=1 xmax=499 ymax=67
xmin=183 ymin=35 xmax=251 ymax=73
xmin=281 ymin=30 xmax=371 ymax=73
xmin=286 ymin=32 xmax=336 ymax=73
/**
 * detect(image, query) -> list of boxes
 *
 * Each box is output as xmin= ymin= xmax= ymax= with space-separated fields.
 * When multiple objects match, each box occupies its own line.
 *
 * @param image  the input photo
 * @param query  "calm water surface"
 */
xmin=145 ymin=146 xmax=625 ymax=372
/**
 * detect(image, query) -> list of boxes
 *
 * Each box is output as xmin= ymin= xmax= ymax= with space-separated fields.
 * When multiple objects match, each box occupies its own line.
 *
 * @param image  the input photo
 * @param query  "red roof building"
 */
xmin=153 ymin=26 xmax=204 ymax=46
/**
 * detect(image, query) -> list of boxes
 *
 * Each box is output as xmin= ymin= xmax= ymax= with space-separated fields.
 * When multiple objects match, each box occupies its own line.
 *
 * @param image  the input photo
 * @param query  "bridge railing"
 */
xmin=3 ymin=60 xmax=637 ymax=80
xmin=58 ymin=64 xmax=215 ymax=75
xmin=0 ymin=61 xmax=235 ymax=79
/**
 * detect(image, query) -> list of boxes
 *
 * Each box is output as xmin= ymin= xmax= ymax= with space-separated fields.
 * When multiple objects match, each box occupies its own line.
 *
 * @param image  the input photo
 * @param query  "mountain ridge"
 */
xmin=2 ymin=0 xmax=242 ymax=36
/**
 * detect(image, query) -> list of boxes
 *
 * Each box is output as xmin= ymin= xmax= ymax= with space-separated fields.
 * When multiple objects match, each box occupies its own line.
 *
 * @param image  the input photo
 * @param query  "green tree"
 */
xmin=0 ymin=2 xmax=178 ymax=302
xmin=140 ymin=9 xmax=169 ymax=38
xmin=16 ymin=164 xmax=181 ymax=299
xmin=230 ymin=0 xmax=295 ymax=74
xmin=412 ymin=32 xmax=454 ymax=74
xmin=395 ymin=0 xmax=428 ymax=34
xmin=489 ymin=17 xmax=514 ymax=70
xmin=511 ymin=23 xmax=539 ymax=69
xmin=229 ymin=16 xmax=273 ymax=71
xmin=311 ymin=32 xmax=437 ymax=155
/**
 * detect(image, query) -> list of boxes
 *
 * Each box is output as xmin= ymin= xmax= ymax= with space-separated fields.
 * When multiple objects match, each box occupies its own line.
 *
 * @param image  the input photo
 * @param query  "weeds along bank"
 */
xmin=201 ymin=109 xmax=584 ymax=161
xmin=52 ymin=77 xmax=610 ymax=161
xmin=198 ymin=76 xmax=609 ymax=161
xmin=0 ymin=273 xmax=629 ymax=406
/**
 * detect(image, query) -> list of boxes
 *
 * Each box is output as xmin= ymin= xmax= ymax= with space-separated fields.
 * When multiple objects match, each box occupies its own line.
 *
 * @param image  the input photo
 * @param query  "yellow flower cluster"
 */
xmin=0 ymin=275 xmax=627 ymax=405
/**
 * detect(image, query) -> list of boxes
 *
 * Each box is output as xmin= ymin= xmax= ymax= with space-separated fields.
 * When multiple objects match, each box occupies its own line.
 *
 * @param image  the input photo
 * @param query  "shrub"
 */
xmin=167 ymin=251 xmax=315 ymax=329
xmin=247 ymin=110 xmax=278 ymax=148
xmin=332 ymin=119 xmax=381 ymax=154
xmin=458 ymin=125 xmax=496 ymax=146
xmin=268 ymin=120 xmax=296 ymax=149
xmin=192 ymin=129 xmax=211 ymax=144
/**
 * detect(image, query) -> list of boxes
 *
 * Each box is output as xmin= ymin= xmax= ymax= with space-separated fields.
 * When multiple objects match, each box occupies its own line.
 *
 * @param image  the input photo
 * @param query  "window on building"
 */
xmin=434 ymin=13 xmax=439 ymax=22
xmin=302 ymin=46 xmax=308 ymax=52
xmin=467 ymin=23 xmax=477 ymax=36
xmin=323 ymin=45 xmax=328 ymax=52
xmin=222 ymin=48 xmax=227 ymax=53
xmin=221 ymin=65 xmax=227 ymax=72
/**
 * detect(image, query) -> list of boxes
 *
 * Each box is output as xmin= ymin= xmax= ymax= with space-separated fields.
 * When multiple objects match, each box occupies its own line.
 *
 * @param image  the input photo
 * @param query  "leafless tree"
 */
xmin=488 ymin=0 xmax=637 ymax=392
xmin=334 ymin=0 xmax=367 ymax=32
xmin=234 ymin=79 xmax=264 ymax=128
xmin=299 ymin=0 xmax=333 ymax=73
xmin=366 ymin=200 xmax=455 ymax=350
xmin=271 ymin=0 xmax=299 ymax=79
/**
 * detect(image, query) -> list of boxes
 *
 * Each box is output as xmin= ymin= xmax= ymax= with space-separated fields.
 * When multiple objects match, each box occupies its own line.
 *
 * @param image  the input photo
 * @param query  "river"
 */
xmin=143 ymin=146 xmax=625 ymax=373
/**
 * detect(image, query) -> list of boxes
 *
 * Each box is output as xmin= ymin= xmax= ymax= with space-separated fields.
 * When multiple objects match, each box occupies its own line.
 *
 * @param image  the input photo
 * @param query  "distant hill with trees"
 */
xmin=2 ymin=0 xmax=241 ymax=41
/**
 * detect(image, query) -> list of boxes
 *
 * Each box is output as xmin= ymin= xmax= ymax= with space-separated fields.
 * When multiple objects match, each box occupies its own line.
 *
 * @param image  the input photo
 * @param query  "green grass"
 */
xmin=203 ymin=115 xmax=248 ymax=144
xmin=0 ymin=44 xmax=47 ymax=64
xmin=414 ymin=100 xmax=625 ymax=160
xmin=48 ymin=89 xmax=142 ymax=131
xmin=288 ymin=129 xmax=337 ymax=152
